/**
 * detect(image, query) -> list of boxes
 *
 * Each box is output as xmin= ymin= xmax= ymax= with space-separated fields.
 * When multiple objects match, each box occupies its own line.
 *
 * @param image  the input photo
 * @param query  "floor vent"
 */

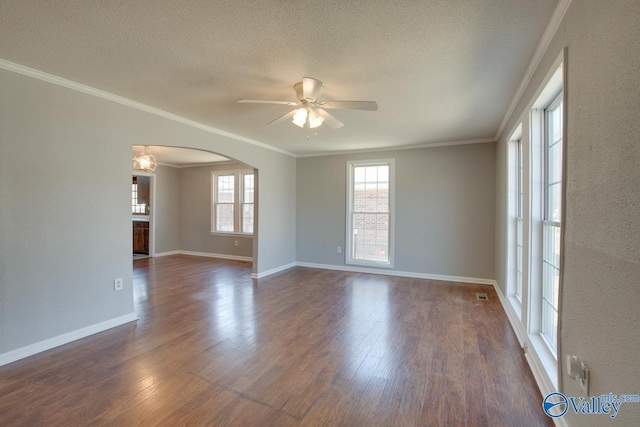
xmin=476 ymin=292 xmax=488 ymax=301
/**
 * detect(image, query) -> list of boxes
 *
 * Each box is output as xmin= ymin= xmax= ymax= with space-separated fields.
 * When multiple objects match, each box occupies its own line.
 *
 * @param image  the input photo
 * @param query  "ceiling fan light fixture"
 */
xmin=308 ymin=109 xmax=324 ymax=129
xmin=239 ymin=77 xmax=375 ymax=132
xmin=292 ymin=108 xmax=308 ymax=127
xmin=133 ymin=146 xmax=157 ymax=172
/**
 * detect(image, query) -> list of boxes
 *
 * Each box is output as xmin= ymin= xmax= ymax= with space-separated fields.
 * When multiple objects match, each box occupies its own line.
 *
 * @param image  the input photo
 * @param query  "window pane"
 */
xmin=352 ymin=212 xmax=389 ymax=262
xmin=243 ymin=174 xmax=254 ymax=203
xmin=548 ymin=142 xmax=562 ymax=184
xmin=349 ymin=163 xmax=391 ymax=265
xmin=542 ymin=223 xmax=560 ymax=351
xmin=216 ymin=204 xmax=234 ymax=232
xmin=242 ymin=203 xmax=254 ymax=234
xmin=541 ymin=301 xmax=558 ymax=350
xmin=217 ymin=175 xmax=234 ymax=203
xmin=353 ymin=167 xmax=389 ymax=214
xmin=548 ymin=183 xmax=561 ymax=222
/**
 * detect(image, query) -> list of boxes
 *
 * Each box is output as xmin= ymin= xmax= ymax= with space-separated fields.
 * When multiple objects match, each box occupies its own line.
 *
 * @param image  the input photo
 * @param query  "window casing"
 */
xmin=242 ymin=173 xmax=254 ymax=234
xmin=541 ymin=93 xmax=563 ymax=353
xmin=515 ymin=138 xmax=524 ymax=302
xmin=346 ymin=159 xmax=394 ymax=268
xmin=212 ymin=171 xmax=254 ymax=235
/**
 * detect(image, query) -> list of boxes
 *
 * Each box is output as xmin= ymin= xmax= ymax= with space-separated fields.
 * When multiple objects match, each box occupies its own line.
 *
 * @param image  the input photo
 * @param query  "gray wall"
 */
xmin=297 ymin=143 xmax=496 ymax=279
xmin=1 ymin=71 xmax=134 ymax=352
xmin=153 ymin=165 xmax=180 ymax=253
xmin=0 ymin=67 xmax=296 ymax=355
xmin=495 ymin=1 xmax=640 ymax=424
xmin=179 ymin=162 xmax=253 ymax=258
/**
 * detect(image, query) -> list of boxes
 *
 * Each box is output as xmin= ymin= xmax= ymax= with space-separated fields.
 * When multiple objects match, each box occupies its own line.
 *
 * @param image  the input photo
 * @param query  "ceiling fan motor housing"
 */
xmin=294 ymin=81 xmax=305 ymax=101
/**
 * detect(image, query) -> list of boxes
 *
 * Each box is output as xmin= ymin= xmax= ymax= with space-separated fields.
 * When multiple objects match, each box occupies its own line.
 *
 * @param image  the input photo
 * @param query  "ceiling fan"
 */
xmin=238 ymin=77 xmax=378 ymax=130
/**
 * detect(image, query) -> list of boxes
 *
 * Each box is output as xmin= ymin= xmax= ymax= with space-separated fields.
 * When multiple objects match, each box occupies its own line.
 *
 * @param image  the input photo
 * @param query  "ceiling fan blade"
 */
xmin=267 ymin=109 xmax=297 ymax=125
xmin=316 ymin=109 xmax=344 ymax=129
xmin=238 ymin=99 xmax=299 ymax=106
xmin=302 ymin=77 xmax=323 ymax=101
xmin=319 ymin=101 xmax=378 ymax=111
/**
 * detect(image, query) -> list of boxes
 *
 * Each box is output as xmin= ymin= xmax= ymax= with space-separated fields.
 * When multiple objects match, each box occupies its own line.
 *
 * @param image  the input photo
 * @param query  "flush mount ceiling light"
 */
xmin=132 ymin=146 xmax=157 ymax=172
xmin=238 ymin=77 xmax=378 ymax=130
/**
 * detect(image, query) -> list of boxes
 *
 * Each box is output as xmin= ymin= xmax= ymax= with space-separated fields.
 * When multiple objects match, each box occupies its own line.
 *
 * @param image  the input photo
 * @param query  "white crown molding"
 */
xmin=494 ymin=0 xmax=573 ymax=141
xmin=296 ymin=137 xmax=496 ymax=158
xmin=0 ymin=58 xmax=297 ymax=158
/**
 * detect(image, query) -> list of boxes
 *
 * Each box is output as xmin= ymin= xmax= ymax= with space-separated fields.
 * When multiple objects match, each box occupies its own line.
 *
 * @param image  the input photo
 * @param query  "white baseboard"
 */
xmin=155 ymin=250 xmax=252 ymax=262
xmin=492 ymin=280 xmax=561 ymax=424
xmin=0 ymin=312 xmax=138 ymax=367
xmin=249 ymin=261 xmax=495 ymax=284
xmin=492 ymin=281 xmax=527 ymax=347
xmin=154 ymin=250 xmax=180 ymax=257
xmin=294 ymin=262 xmax=495 ymax=285
xmin=250 ymin=262 xmax=296 ymax=279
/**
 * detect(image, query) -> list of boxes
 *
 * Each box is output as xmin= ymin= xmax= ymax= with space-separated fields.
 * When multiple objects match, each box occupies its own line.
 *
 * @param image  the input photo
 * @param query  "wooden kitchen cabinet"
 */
xmin=133 ymin=221 xmax=149 ymax=254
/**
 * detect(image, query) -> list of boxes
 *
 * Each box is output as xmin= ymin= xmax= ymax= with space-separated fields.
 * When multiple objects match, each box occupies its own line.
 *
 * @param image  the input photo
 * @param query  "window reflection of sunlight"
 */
xmin=212 ymin=281 xmax=256 ymax=343
xmin=349 ymin=278 xmax=390 ymax=381
xmin=135 ymin=364 xmax=160 ymax=410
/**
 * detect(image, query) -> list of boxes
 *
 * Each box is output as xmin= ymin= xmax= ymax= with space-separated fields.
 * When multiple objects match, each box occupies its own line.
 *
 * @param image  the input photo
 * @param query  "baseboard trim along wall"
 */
xmin=154 ymin=250 xmax=181 ymax=257
xmin=493 ymin=280 xmax=562 ymax=425
xmin=293 ymin=262 xmax=496 ymax=285
xmin=155 ymin=250 xmax=252 ymax=262
xmin=492 ymin=281 xmax=527 ymax=347
xmin=0 ymin=312 xmax=138 ymax=367
xmin=250 ymin=262 xmax=297 ymax=279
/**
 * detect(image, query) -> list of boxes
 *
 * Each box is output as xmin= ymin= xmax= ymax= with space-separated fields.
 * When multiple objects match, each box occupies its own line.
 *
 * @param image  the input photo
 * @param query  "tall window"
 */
xmin=541 ymin=93 xmax=563 ymax=352
xmin=515 ymin=139 xmax=524 ymax=301
xmin=346 ymin=160 xmax=394 ymax=267
xmin=242 ymin=173 xmax=254 ymax=234
xmin=215 ymin=175 xmax=235 ymax=232
xmin=212 ymin=171 xmax=254 ymax=235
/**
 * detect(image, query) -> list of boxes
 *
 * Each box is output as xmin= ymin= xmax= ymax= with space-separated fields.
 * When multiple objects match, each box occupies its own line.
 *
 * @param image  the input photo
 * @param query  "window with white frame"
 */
xmin=346 ymin=160 xmax=394 ymax=267
xmin=541 ymin=93 xmax=563 ymax=353
xmin=504 ymin=53 xmax=564 ymax=392
xmin=132 ymin=176 xmax=147 ymax=214
xmin=515 ymin=138 xmax=524 ymax=302
xmin=212 ymin=171 xmax=254 ymax=235
xmin=242 ymin=173 xmax=254 ymax=234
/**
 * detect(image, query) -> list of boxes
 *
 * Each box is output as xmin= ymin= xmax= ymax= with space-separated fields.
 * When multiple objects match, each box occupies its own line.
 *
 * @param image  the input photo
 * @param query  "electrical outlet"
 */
xmin=580 ymin=363 xmax=590 ymax=395
xmin=337 ymin=246 xmax=342 ymax=254
xmin=234 ymin=240 xmax=239 ymax=247
xmin=114 ymin=278 xmax=123 ymax=291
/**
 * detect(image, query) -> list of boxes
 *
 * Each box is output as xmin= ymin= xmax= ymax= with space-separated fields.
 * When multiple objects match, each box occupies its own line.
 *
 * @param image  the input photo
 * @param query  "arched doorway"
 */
xmin=131 ymin=145 xmax=258 ymax=267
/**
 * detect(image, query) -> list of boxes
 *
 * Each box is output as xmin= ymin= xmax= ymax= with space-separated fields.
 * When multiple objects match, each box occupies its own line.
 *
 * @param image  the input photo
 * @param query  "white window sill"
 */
xmin=210 ymin=232 xmax=253 ymax=238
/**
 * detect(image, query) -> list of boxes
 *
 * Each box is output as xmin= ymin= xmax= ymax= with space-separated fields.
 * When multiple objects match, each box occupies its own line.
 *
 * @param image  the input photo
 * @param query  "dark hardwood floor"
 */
xmin=0 ymin=255 xmax=551 ymax=426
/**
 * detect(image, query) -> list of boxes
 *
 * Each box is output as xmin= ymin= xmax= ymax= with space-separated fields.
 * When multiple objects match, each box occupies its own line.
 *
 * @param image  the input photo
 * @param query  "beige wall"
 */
xmin=297 ymin=143 xmax=496 ymax=279
xmin=495 ymin=1 xmax=640 ymax=424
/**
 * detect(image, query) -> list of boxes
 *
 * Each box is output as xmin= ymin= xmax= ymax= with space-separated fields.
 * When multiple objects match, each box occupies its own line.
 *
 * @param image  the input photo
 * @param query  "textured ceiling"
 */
xmin=0 ymin=0 xmax=558 ymax=156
